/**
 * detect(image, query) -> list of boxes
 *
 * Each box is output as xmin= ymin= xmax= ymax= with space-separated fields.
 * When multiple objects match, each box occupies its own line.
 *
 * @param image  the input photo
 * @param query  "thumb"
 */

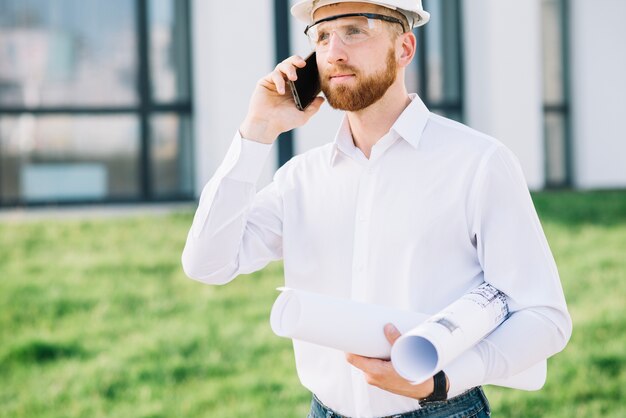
xmin=384 ymin=323 xmax=401 ymax=346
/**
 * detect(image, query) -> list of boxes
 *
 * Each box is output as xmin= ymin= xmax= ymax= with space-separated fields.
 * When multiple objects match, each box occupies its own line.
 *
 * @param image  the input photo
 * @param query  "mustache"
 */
xmin=323 ymin=64 xmax=359 ymax=77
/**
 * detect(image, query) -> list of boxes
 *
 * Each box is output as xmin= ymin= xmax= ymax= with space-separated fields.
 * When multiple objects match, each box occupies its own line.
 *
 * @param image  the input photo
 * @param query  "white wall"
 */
xmin=462 ymin=0 xmax=545 ymax=189
xmin=191 ymin=0 xmax=277 ymax=196
xmin=569 ymin=0 xmax=626 ymax=189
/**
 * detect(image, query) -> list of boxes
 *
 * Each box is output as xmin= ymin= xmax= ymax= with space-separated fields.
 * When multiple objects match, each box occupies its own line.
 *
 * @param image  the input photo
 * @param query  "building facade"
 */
xmin=0 ymin=0 xmax=194 ymax=206
xmin=0 ymin=0 xmax=624 ymax=207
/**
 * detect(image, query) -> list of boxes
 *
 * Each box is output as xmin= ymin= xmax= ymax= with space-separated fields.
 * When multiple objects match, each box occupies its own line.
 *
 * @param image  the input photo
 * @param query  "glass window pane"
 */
xmin=0 ymin=0 xmax=137 ymax=107
xmin=150 ymin=113 xmax=193 ymax=197
xmin=542 ymin=0 xmax=565 ymax=105
xmin=542 ymin=0 xmax=569 ymax=187
xmin=544 ymin=112 xmax=568 ymax=186
xmin=149 ymin=0 xmax=190 ymax=103
xmin=424 ymin=0 xmax=461 ymax=104
xmin=0 ymin=114 xmax=140 ymax=203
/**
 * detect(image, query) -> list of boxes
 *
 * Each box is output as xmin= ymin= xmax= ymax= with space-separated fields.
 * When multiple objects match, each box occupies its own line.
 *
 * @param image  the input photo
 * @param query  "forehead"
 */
xmin=313 ymin=2 xmax=390 ymax=21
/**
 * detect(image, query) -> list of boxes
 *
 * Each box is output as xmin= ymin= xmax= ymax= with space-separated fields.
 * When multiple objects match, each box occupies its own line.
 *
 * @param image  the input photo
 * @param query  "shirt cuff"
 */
xmin=444 ymin=347 xmax=486 ymax=398
xmin=220 ymin=130 xmax=273 ymax=184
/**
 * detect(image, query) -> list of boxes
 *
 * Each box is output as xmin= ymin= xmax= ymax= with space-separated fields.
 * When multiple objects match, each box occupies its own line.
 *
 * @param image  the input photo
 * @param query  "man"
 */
xmin=182 ymin=1 xmax=572 ymax=417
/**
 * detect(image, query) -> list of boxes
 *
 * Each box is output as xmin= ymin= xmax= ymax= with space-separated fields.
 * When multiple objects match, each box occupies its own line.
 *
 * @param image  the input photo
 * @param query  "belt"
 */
xmin=310 ymin=386 xmax=490 ymax=418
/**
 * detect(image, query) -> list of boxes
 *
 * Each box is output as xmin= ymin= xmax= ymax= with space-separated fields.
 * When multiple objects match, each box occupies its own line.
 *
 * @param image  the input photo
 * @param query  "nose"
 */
xmin=325 ymin=32 xmax=347 ymax=64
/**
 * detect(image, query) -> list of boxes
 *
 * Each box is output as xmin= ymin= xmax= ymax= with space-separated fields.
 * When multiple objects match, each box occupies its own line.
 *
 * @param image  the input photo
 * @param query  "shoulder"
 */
xmin=422 ymin=112 xmax=503 ymax=158
xmin=421 ymin=113 xmax=525 ymax=186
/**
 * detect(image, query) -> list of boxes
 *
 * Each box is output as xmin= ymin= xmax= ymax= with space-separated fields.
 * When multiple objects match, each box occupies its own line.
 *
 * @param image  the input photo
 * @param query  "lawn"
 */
xmin=1 ymin=190 xmax=625 ymax=418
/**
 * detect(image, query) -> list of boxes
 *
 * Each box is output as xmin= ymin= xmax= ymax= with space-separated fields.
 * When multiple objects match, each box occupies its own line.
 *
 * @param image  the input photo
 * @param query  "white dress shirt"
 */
xmin=182 ymin=94 xmax=572 ymax=418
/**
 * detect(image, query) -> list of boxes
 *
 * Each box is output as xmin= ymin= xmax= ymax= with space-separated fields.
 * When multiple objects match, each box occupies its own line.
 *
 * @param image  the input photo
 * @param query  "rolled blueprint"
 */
xmin=270 ymin=286 xmax=546 ymax=390
xmin=391 ymin=283 xmax=508 ymax=383
xmin=270 ymin=287 xmax=428 ymax=359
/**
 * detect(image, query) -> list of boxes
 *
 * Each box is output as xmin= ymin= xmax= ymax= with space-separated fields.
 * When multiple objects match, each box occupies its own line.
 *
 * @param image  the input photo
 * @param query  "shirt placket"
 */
xmin=350 ymin=162 xmax=377 ymax=302
xmin=349 ymin=160 xmax=378 ymax=415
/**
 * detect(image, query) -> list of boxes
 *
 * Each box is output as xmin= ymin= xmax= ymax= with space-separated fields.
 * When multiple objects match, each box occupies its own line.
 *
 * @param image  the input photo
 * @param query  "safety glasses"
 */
xmin=304 ymin=13 xmax=406 ymax=51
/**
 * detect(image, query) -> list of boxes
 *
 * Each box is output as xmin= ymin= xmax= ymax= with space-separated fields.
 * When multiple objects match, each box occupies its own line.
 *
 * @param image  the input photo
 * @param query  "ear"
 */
xmin=397 ymin=31 xmax=416 ymax=68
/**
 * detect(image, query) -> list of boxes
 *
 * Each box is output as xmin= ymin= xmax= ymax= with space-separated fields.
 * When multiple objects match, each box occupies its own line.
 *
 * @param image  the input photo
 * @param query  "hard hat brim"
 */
xmin=291 ymin=0 xmax=430 ymax=29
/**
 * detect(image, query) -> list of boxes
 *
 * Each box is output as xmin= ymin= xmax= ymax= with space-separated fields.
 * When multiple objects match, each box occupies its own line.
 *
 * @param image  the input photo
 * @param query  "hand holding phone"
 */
xmin=240 ymin=54 xmax=324 ymax=144
xmin=288 ymin=52 xmax=321 ymax=111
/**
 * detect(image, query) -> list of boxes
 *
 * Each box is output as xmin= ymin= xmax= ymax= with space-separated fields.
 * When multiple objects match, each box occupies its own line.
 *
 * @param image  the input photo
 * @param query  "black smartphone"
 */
xmin=288 ymin=51 xmax=321 ymax=111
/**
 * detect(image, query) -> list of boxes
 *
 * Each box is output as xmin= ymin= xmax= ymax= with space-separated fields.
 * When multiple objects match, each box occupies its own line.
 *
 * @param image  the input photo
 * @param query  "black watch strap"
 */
xmin=421 ymin=370 xmax=448 ymax=403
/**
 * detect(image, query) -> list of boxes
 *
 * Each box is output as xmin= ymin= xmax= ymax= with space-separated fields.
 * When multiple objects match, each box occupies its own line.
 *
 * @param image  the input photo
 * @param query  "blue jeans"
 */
xmin=308 ymin=386 xmax=490 ymax=418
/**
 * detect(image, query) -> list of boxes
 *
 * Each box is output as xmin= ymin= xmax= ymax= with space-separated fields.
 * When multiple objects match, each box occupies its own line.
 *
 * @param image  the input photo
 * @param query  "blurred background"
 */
xmin=0 ymin=0 xmax=624 ymax=207
xmin=0 ymin=0 xmax=625 ymax=417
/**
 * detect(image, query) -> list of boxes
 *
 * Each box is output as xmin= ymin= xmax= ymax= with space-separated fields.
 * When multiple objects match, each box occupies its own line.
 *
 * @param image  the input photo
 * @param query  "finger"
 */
xmin=384 ymin=323 xmax=402 ymax=345
xmin=277 ymin=56 xmax=306 ymax=77
xmin=345 ymin=352 xmax=359 ymax=366
xmin=270 ymin=70 xmax=286 ymax=95
xmin=346 ymin=353 xmax=388 ymax=377
xmin=285 ymin=55 xmax=306 ymax=68
xmin=276 ymin=62 xmax=299 ymax=81
xmin=345 ymin=353 xmax=371 ymax=372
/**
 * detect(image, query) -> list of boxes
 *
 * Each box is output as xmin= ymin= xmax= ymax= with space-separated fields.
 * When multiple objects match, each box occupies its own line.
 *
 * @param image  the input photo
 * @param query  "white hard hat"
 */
xmin=291 ymin=0 xmax=430 ymax=29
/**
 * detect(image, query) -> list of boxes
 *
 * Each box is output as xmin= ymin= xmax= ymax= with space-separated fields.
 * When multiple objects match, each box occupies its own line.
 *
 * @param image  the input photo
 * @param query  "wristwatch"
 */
xmin=420 ymin=370 xmax=448 ymax=403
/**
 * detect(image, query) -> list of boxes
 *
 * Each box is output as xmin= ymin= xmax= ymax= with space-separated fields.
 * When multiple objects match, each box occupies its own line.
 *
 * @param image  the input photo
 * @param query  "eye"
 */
xmin=317 ymin=31 xmax=330 ymax=43
xmin=346 ymin=26 xmax=364 ymax=35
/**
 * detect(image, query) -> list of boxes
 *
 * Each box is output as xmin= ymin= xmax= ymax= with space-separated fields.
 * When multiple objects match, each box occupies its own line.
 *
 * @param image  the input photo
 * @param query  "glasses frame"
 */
xmin=304 ymin=12 xmax=407 ymax=41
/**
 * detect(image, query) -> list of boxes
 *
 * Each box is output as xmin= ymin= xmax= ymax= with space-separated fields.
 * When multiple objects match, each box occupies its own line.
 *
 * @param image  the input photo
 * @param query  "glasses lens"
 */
xmin=307 ymin=16 xmax=383 ymax=50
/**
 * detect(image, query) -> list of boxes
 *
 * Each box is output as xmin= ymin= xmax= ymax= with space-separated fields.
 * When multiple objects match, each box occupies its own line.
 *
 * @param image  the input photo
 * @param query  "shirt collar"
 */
xmin=329 ymin=114 xmax=355 ymax=166
xmin=392 ymin=93 xmax=430 ymax=149
xmin=329 ymin=93 xmax=430 ymax=166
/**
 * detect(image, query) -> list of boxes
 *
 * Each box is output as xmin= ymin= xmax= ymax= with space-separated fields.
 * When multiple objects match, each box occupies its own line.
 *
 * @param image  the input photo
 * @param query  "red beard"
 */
xmin=321 ymin=47 xmax=398 ymax=111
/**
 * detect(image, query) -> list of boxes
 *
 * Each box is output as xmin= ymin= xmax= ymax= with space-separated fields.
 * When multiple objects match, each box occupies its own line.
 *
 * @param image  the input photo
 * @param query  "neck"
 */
xmin=346 ymin=78 xmax=411 ymax=159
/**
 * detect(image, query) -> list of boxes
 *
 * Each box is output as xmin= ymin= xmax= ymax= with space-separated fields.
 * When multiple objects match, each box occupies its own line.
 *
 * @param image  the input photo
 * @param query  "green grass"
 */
xmin=1 ymin=190 xmax=625 ymax=417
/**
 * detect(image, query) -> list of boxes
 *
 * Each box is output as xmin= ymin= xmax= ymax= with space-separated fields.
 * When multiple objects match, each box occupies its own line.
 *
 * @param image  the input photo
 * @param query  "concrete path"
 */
xmin=0 ymin=202 xmax=195 ymax=222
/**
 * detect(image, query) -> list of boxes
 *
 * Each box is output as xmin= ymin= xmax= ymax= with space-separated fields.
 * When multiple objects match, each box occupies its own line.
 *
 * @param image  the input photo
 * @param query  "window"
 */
xmin=541 ymin=0 xmax=571 ymax=187
xmin=0 ymin=0 xmax=193 ymax=206
xmin=407 ymin=0 xmax=464 ymax=122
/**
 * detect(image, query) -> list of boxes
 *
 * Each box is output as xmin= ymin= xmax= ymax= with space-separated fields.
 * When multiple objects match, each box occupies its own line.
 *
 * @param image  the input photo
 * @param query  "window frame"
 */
xmin=542 ymin=0 xmax=572 ymax=189
xmin=0 ymin=0 xmax=194 ymax=207
xmin=415 ymin=0 xmax=465 ymax=122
